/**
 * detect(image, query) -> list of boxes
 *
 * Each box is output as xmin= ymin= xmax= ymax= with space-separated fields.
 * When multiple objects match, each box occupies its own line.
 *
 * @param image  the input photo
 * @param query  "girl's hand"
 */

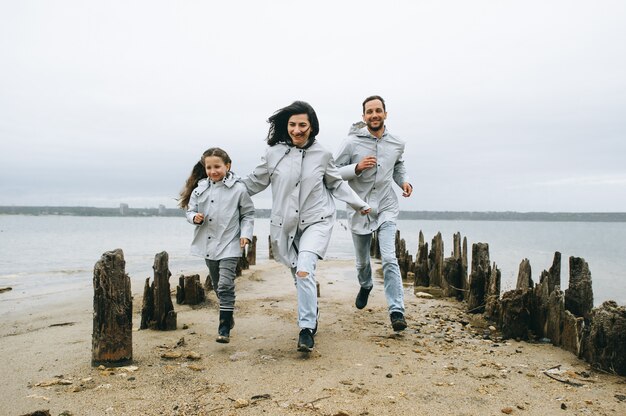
xmin=193 ymin=213 xmax=204 ymax=224
xmin=240 ymin=238 xmax=250 ymax=248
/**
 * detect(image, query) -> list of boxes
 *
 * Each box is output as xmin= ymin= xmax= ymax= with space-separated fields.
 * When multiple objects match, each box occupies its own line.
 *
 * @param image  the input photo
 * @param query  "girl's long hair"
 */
xmin=178 ymin=147 xmax=232 ymax=209
xmin=266 ymin=101 xmax=319 ymax=146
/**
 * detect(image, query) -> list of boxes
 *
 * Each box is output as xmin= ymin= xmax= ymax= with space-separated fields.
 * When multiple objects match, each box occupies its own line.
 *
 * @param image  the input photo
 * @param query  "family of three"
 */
xmin=178 ymin=96 xmax=412 ymax=352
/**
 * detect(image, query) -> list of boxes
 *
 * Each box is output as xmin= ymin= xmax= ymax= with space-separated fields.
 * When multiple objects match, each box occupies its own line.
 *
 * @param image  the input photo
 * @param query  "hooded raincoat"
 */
xmin=187 ymin=171 xmax=255 ymax=260
xmin=334 ymin=122 xmax=410 ymax=235
xmin=242 ymin=141 xmax=369 ymax=268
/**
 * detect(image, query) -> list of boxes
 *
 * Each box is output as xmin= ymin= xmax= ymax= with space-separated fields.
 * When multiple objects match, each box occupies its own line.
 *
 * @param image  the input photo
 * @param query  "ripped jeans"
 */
xmin=290 ymin=250 xmax=318 ymax=330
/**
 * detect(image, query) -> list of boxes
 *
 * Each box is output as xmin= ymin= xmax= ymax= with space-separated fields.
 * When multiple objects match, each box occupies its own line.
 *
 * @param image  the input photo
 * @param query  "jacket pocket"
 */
xmin=270 ymin=214 xmax=284 ymax=227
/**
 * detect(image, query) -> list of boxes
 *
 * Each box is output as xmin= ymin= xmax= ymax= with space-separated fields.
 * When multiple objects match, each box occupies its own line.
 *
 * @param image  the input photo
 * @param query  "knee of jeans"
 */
xmin=381 ymin=254 xmax=399 ymax=265
xmin=355 ymin=261 xmax=369 ymax=271
xmin=296 ymin=270 xmax=309 ymax=279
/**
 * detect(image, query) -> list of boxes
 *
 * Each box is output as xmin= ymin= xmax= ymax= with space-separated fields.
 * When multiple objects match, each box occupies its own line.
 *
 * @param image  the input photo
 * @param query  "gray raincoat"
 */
xmin=242 ymin=141 xmax=369 ymax=268
xmin=334 ymin=122 xmax=410 ymax=235
xmin=187 ymin=171 xmax=255 ymax=260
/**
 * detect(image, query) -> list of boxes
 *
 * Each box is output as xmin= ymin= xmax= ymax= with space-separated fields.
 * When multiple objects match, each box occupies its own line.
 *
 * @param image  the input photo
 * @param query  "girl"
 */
xmin=242 ymin=101 xmax=370 ymax=352
xmin=179 ymin=147 xmax=254 ymax=343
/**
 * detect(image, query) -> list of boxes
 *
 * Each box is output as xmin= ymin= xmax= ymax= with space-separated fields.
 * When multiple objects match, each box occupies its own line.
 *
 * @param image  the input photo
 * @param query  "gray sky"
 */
xmin=1 ymin=1 xmax=625 ymax=212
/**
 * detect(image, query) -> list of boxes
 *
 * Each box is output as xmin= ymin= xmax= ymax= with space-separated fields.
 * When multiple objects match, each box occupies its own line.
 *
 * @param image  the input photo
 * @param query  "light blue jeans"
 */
xmin=352 ymin=221 xmax=405 ymax=314
xmin=290 ymin=250 xmax=318 ymax=330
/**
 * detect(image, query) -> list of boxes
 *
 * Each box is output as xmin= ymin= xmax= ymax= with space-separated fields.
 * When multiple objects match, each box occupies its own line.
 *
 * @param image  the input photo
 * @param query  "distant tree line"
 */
xmin=1 ymin=206 xmax=625 ymax=222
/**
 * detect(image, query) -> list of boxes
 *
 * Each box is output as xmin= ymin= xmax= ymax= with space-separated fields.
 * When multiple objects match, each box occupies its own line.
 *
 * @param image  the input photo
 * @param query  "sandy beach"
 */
xmin=1 ymin=259 xmax=625 ymax=416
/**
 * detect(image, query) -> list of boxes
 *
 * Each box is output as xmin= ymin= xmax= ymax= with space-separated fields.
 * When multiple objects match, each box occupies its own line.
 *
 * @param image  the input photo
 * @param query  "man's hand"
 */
xmin=401 ymin=182 xmax=412 ymax=197
xmin=240 ymin=238 xmax=250 ymax=248
xmin=355 ymin=156 xmax=377 ymax=175
xmin=360 ymin=207 xmax=371 ymax=215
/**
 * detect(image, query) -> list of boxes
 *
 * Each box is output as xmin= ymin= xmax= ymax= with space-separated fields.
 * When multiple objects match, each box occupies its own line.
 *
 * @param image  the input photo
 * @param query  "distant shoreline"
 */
xmin=1 ymin=205 xmax=625 ymax=222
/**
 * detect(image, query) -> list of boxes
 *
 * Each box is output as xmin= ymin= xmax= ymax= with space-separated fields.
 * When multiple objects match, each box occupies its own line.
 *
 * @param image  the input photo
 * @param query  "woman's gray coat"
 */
xmin=242 ymin=141 xmax=369 ymax=268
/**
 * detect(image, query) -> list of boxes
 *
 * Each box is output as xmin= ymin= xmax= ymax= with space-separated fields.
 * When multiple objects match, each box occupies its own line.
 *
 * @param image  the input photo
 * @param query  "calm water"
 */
xmin=0 ymin=215 xmax=624 ymax=317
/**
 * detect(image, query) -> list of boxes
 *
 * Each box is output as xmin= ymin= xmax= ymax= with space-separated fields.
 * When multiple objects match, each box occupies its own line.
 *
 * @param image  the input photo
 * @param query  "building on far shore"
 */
xmin=120 ymin=203 xmax=129 ymax=216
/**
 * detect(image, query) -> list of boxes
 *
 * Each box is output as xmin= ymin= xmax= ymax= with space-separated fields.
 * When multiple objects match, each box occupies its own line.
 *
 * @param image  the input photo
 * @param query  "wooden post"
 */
xmin=247 ymin=235 xmax=257 ymax=266
xmin=92 ymin=249 xmax=132 ymax=366
xmin=467 ymin=243 xmax=490 ymax=313
xmin=268 ymin=235 xmax=274 ymax=260
xmin=152 ymin=251 xmax=177 ymax=330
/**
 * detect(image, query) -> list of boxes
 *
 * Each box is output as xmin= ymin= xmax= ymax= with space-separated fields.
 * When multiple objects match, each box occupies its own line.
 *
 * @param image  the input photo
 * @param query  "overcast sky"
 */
xmin=1 ymin=1 xmax=625 ymax=212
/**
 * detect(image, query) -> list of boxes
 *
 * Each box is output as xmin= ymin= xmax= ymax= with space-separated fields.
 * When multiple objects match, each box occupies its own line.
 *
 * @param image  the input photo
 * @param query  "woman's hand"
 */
xmin=240 ymin=238 xmax=250 ymax=248
xmin=360 ymin=207 xmax=371 ymax=215
xmin=401 ymin=182 xmax=413 ymax=197
xmin=193 ymin=213 xmax=204 ymax=224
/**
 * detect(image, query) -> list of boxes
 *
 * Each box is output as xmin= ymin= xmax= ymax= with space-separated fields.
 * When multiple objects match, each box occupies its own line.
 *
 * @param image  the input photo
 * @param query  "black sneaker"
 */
xmin=297 ymin=328 xmax=315 ymax=352
xmin=355 ymin=286 xmax=372 ymax=309
xmin=390 ymin=311 xmax=407 ymax=332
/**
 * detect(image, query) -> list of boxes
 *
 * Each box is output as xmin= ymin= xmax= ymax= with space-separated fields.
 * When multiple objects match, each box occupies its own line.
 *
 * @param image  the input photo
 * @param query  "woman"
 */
xmin=242 ymin=101 xmax=370 ymax=352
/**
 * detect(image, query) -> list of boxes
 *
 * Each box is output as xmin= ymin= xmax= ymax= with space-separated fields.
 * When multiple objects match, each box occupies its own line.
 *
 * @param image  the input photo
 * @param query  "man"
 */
xmin=334 ymin=95 xmax=412 ymax=331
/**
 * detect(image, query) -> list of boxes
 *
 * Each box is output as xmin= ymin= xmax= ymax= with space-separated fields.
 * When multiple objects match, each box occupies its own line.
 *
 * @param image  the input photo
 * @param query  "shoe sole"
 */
xmin=216 ymin=336 xmax=230 ymax=343
xmin=392 ymin=321 xmax=407 ymax=332
xmin=297 ymin=344 xmax=313 ymax=352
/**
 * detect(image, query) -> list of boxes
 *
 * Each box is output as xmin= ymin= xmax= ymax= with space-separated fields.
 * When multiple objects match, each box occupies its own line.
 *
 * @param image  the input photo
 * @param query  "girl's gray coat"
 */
xmin=242 ymin=141 xmax=369 ymax=268
xmin=186 ymin=171 xmax=254 ymax=260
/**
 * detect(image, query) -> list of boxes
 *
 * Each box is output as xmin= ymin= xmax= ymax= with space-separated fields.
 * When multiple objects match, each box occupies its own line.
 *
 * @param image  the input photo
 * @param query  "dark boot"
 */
xmin=355 ymin=286 xmax=372 ymax=309
xmin=216 ymin=310 xmax=233 ymax=343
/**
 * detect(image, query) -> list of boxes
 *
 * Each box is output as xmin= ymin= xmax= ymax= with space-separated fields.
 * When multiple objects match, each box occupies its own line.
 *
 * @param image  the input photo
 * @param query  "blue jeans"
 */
xmin=352 ymin=221 xmax=405 ymax=314
xmin=290 ymin=250 xmax=318 ymax=330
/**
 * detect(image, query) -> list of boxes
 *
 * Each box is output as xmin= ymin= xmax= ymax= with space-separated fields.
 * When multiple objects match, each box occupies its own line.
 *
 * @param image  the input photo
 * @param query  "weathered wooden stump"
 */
xmin=530 ymin=252 xmax=561 ymax=339
xmin=176 ymin=274 xmax=205 ymax=305
xmin=484 ymin=262 xmax=501 ymax=320
xmin=515 ymin=258 xmax=533 ymax=291
xmin=140 ymin=251 xmax=177 ymax=330
xmin=428 ymin=232 xmax=444 ymax=288
xmin=467 ymin=243 xmax=490 ymax=313
xmin=565 ymin=257 xmax=594 ymax=319
xmin=581 ymin=300 xmax=626 ymax=376
xmin=247 ymin=235 xmax=257 ymax=266
xmin=268 ymin=235 xmax=274 ymax=260
xmin=414 ymin=240 xmax=429 ymax=287
xmin=92 ymin=248 xmax=132 ymax=366
xmin=442 ymin=257 xmax=464 ymax=300
xmin=499 ymin=288 xmax=532 ymax=340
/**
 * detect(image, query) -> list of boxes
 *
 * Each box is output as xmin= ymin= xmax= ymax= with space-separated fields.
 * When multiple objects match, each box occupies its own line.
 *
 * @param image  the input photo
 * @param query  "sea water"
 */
xmin=0 ymin=215 xmax=624 ymax=318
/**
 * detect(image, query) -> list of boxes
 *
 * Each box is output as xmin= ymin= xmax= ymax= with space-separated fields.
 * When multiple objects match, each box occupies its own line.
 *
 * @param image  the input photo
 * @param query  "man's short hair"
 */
xmin=362 ymin=95 xmax=386 ymax=113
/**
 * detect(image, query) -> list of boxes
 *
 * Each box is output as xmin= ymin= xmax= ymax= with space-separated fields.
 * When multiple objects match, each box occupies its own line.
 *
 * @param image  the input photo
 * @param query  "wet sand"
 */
xmin=1 ymin=259 xmax=625 ymax=415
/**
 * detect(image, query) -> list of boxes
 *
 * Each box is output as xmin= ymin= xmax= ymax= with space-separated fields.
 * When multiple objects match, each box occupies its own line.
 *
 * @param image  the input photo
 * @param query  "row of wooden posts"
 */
xmin=92 ymin=231 xmax=625 ymax=376
xmin=375 ymin=229 xmax=625 ymax=376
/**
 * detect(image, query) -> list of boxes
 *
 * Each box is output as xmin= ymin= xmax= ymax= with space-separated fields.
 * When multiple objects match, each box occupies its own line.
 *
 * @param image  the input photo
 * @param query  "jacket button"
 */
xmin=209 ymin=219 xmax=212 ymax=221
xmin=211 ymin=200 xmax=214 ymax=203
xmin=296 ymin=210 xmax=298 ymax=213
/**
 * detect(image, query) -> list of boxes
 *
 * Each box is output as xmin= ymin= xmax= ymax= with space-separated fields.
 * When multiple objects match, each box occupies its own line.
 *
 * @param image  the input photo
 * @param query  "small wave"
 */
xmin=56 ymin=269 xmax=89 ymax=275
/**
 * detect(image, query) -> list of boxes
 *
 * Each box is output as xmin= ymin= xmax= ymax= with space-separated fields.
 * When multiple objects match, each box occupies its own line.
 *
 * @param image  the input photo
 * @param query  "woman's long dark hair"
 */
xmin=178 ymin=147 xmax=232 ymax=209
xmin=266 ymin=101 xmax=320 ymax=146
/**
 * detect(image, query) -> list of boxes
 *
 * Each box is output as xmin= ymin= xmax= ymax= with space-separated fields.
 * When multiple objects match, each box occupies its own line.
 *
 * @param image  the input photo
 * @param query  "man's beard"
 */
xmin=367 ymin=121 xmax=384 ymax=132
